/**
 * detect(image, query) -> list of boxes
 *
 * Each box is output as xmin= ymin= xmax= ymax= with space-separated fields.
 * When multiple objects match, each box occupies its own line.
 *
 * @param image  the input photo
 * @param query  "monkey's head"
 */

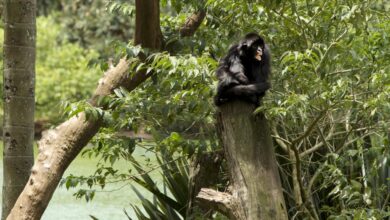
xmin=238 ymin=33 xmax=266 ymax=62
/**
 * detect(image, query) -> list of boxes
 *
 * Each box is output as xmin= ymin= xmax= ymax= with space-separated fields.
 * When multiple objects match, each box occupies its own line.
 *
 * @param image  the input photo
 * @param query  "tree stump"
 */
xmin=197 ymin=101 xmax=288 ymax=220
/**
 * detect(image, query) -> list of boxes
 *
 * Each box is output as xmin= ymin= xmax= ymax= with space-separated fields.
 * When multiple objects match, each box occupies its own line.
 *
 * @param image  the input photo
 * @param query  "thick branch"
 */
xmin=179 ymin=10 xmax=206 ymax=37
xmin=196 ymin=188 xmax=241 ymax=219
xmin=6 ymin=59 xmax=133 ymax=220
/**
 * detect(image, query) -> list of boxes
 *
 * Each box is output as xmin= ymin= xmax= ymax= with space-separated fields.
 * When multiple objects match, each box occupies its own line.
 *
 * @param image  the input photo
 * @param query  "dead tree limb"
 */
xmin=197 ymin=188 xmax=242 ymax=219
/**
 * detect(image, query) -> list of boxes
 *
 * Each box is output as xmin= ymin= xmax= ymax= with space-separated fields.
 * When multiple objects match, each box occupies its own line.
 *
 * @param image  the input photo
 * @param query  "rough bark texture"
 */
xmin=186 ymin=151 xmax=223 ymax=218
xmin=5 ymin=60 xmax=133 ymax=220
xmin=213 ymin=101 xmax=288 ymax=220
xmin=2 ymin=0 xmax=36 ymax=219
xmin=179 ymin=10 xmax=206 ymax=37
xmin=197 ymin=188 xmax=239 ymax=219
xmin=135 ymin=0 xmax=162 ymax=48
xmin=6 ymin=1 xmax=162 ymax=219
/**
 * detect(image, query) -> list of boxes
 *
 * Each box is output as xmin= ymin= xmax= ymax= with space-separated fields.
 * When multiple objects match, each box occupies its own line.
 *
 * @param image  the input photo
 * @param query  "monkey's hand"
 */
xmin=254 ymin=82 xmax=271 ymax=94
xmin=234 ymin=72 xmax=249 ymax=84
xmin=214 ymin=95 xmax=229 ymax=106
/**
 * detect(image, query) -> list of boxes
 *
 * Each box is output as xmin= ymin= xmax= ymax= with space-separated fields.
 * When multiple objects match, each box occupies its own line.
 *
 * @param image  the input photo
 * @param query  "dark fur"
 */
xmin=214 ymin=33 xmax=271 ymax=106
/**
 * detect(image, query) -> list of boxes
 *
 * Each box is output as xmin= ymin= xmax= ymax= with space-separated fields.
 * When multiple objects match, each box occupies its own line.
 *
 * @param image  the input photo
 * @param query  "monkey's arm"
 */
xmin=214 ymin=82 xmax=269 ymax=106
xmin=224 ymin=82 xmax=270 ymax=97
xmin=229 ymin=56 xmax=248 ymax=84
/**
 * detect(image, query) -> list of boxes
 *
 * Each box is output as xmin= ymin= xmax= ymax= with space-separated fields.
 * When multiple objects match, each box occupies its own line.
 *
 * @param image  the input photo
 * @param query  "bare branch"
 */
xmin=292 ymin=110 xmax=327 ymax=145
xmin=272 ymin=126 xmax=290 ymax=152
xmin=291 ymin=141 xmax=320 ymax=219
xmin=300 ymin=125 xmax=335 ymax=157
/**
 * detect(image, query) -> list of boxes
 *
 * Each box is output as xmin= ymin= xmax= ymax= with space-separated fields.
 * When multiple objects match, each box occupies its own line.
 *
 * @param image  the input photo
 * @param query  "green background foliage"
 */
xmin=35 ymin=17 xmax=100 ymax=122
xmin=0 ymin=16 xmax=100 ymax=123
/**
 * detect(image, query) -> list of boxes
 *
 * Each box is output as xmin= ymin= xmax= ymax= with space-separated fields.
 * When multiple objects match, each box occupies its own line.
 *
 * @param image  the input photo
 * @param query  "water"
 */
xmin=0 ymin=144 xmax=161 ymax=220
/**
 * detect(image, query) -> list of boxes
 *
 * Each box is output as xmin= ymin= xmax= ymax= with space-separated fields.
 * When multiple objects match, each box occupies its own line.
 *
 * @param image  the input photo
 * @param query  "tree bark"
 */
xmin=135 ymin=0 xmax=162 ymax=48
xmin=2 ymin=0 xmax=36 ymax=219
xmin=199 ymin=101 xmax=288 ymax=220
xmin=186 ymin=150 xmax=223 ymax=219
xmin=179 ymin=9 xmax=206 ymax=37
xmin=6 ymin=1 xmax=162 ymax=219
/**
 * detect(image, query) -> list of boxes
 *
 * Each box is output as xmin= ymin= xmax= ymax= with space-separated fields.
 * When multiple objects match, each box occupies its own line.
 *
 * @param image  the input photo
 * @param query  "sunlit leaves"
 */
xmin=84 ymin=132 xmax=137 ymax=165
xmin=27 ymin=16 xmax=101 ymax=122
xmin=62 ymin=101 xmax=105 ymax=121
xmin=106 ymin=0 xmax=135 ymax=16
xmin=125 ymin=45 xmax=143 ymax=58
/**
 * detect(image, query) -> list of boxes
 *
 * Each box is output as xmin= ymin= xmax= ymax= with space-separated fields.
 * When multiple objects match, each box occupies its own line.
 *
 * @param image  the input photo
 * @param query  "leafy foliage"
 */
xmin=35 ymin=17 xmax=101 ymax=123
xmin=55 ymin=0 xmax=390 ymax=219
xmin=57 ymin=0 xmax=135 ymax=56
xmin=129 ymin=152 xmax=188 ymax=220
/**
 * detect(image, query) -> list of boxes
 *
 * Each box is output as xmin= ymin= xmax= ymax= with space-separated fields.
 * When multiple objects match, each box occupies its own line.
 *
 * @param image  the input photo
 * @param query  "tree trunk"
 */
xmin=2 ymin=0 xmax=36 ymax=219
xmin=135 ymin=0 xmax=162 ymax=48
xmin=197 ymin=101 xmax=288 ymax=220
xmin=6 ymin=1 xmax=162 ymax=219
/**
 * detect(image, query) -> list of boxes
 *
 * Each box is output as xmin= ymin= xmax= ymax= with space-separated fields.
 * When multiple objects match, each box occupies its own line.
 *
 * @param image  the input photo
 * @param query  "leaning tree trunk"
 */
xmin=2 ymin=0 xmax=36 ymax=219
xmin=197 ymin=101 xmax=288 ymax=220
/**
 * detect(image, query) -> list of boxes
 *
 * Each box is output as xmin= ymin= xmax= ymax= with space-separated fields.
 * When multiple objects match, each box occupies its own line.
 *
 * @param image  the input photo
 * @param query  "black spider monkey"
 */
xmin=214 ymin=33 xmax=271 ymax=106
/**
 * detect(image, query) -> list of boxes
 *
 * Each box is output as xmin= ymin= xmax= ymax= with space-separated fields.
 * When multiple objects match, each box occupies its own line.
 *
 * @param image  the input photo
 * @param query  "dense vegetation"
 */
xmin=1 ymin=0 xmax=389 ymax=219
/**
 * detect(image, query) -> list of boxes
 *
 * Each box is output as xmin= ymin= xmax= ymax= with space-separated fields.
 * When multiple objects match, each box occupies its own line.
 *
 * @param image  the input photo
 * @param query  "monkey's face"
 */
xmin=254 ymin=46 xmax=263 ymax=61
xmin=238 ymin=33 xmax=266 ymax=62
xmin=250 ymin=42 xmax=264 ymax=62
